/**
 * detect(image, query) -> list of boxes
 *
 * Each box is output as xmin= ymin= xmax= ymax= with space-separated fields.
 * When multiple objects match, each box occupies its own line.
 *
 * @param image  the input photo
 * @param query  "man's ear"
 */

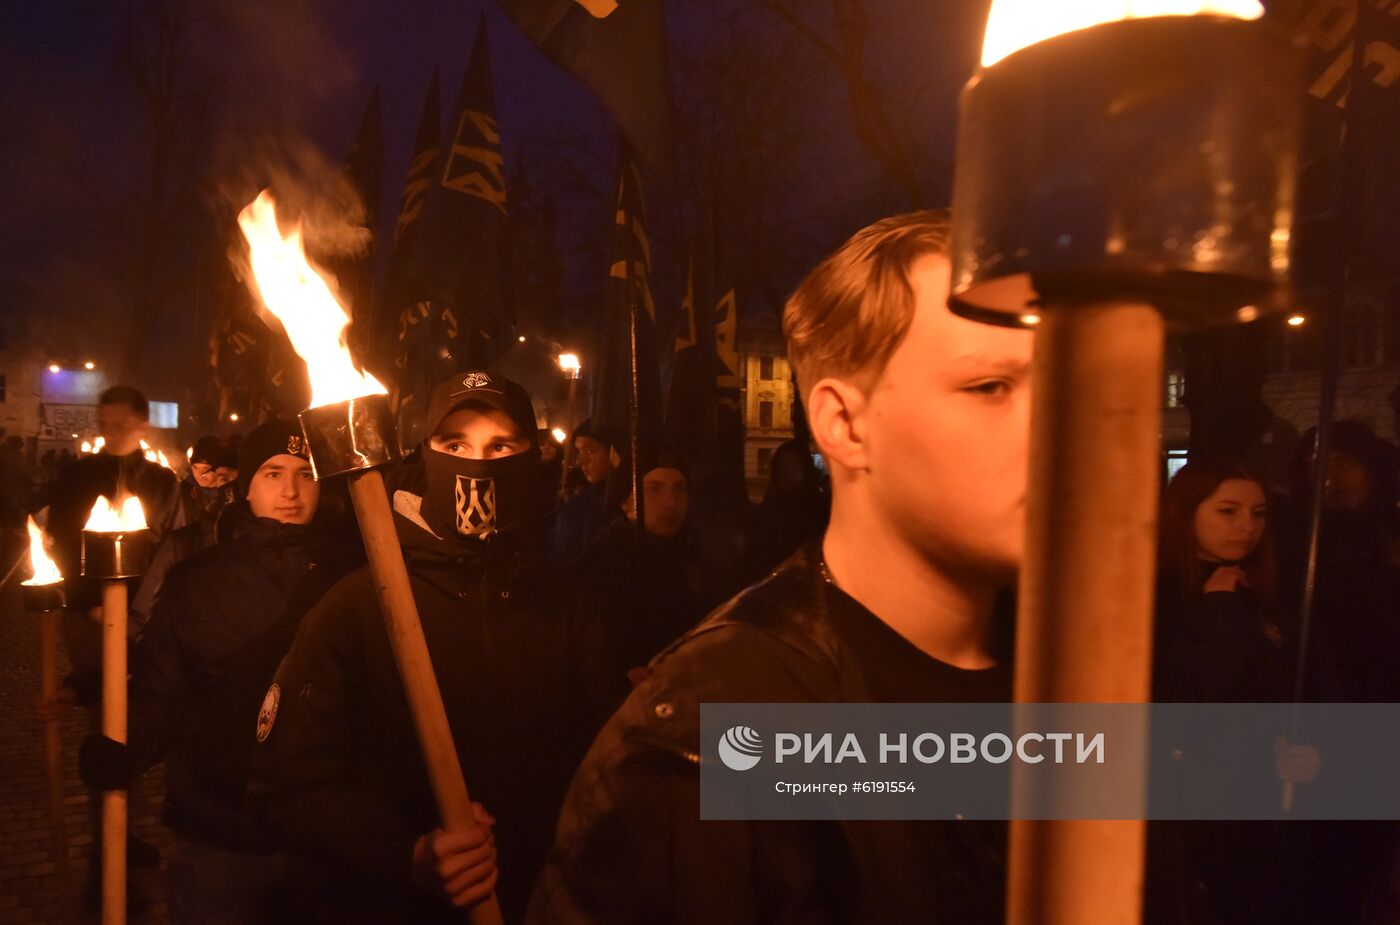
xmin=807 ymin=378 xmax=869 ymax=473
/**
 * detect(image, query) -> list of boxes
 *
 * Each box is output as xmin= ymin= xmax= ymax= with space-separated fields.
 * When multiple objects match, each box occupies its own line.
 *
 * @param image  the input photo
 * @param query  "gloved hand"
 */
xmin=79 ymin=734 xmax=131 ymax=791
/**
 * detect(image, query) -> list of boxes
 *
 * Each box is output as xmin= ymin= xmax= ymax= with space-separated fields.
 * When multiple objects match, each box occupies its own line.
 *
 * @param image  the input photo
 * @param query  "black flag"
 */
xmin=496 ymin=0 xmax=672 ymax=174
xmin=410 ymin=19 xmax=512 ymax=369
xmin=333 ymin=88 xmax=384 ymax=362
xmin=667 ymin=205 xmax=745 ymax=505
xmin=382 ymin=72 xmax=442 ymax=445
xmin=593 ymin=152 xmax=663 ymax=454
xmin=1277 ymin=0 xmax=1400 ymax=286
xmin=386 ymin=21 xmax=513 ymax=450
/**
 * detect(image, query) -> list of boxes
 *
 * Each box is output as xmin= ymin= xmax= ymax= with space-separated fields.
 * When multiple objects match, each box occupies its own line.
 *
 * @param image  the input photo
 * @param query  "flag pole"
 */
xmin=621 ymin=142 xmax=645 ymax=567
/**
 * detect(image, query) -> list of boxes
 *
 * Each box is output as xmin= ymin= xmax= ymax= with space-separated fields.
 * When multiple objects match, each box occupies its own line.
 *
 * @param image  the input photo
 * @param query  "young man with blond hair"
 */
xmin=529 ymin=211 xmax=1035 ymax=923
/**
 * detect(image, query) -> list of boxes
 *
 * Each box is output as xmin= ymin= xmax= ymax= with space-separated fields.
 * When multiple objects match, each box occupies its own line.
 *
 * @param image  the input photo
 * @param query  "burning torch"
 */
xmin=558 ymin=353 xmax=581 ymax=493
xmin=238 ymin=191 xmax=503 ymax=925
xmin=21 ymin=516 xmax=77 ymax=925
xmin=81 ymin=495 xmax=151 ymax=925
xmin=948 ymin=2 xmax=1298 ymax=923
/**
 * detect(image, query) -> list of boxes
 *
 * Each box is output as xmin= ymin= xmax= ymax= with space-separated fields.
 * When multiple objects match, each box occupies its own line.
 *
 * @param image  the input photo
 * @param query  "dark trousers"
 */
xmin=169 ymin=836 xmax=295 ymax=925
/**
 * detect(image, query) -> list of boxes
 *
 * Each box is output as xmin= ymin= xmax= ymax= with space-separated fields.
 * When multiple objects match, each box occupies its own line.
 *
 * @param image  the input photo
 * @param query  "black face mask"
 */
xmin=420 ymin=446 xmax=542 ymax=540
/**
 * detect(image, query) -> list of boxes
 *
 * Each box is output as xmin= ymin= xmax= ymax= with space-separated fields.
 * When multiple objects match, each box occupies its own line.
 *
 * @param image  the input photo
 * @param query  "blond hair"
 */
xmin=782 ymin=210 xmax=951 ymax=400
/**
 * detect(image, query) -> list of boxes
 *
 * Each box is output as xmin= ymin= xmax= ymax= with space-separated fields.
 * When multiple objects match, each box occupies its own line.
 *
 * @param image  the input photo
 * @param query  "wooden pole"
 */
xmin=1007 ymin=303 xmax=1164 ymax=925
xmin=40 ymin=609 xmax=77 ymax=925
xmin=560 ymin=375 xmax=578 ymax=497
xmin=346 ymin=469 xmax=504 ymax=925
xmin=101 ymin=581 xmax=127 ymax=925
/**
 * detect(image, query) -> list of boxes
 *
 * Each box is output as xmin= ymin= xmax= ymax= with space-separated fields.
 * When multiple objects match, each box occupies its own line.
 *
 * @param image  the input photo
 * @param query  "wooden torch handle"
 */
xmin=1007 ymin=303 xmax=1165 ymax=925
xmin=346 ymin=469 xmax=504 ymax=925
xmin=101 ymin=581 xmax=127 ymax=925
xmin=40 ymin=610 xmax=76 ymax=924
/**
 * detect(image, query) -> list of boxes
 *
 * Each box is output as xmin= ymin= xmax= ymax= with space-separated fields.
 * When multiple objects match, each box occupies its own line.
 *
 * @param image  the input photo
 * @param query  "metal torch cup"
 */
xmin=950 ymin=15 xmax=1299 ymax=329
xmin=948 ymin=15 xmax=1300 ymax=925
xmin=299 ymin=394 xmax=402 ymax=479
xmin=81 ymin=528 xmax=152 ymax=925
xmin=298 ymin=391 xmax=504 ymax=925
xmin=22 ymin=581 xmax=66 ymax=615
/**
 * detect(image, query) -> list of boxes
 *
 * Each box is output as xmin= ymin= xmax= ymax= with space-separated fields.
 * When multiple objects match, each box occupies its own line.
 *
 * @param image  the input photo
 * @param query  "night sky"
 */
xmin=0 ymin=0 xmax=995 ymax=403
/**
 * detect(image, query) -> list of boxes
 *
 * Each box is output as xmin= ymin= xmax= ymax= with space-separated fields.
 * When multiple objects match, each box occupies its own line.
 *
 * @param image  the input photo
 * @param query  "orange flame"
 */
xmin=84 ymin=495 xmax=148 ymax=533
xmin=21 ymin=516 xmax=62 ymax=587
xmin=981 ymin=0 xmax=1264 ymax=67
xmin=237 ymin=190 xmax=385 ymax=408
xmin=140 ymin=440 xmax=173 ymax=470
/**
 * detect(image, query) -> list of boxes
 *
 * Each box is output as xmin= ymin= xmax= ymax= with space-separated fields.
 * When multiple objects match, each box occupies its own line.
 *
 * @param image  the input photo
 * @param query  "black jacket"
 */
xmin=529 ymin=544 xmax=1007 ymax=925
xmin=248 ymin=486 xmax=617 ymax=924
xmin=123 ymin=501 xmax=350 ymax=851
xmin=47 ymin=450 xmax=183 ymax=613
xmin=130 ymin=517 xmax=220 ymax=631
xmin=572 ymin=517 xmax=712 ymax=675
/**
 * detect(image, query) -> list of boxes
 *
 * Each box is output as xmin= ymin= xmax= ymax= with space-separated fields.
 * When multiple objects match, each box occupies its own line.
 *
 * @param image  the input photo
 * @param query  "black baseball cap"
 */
xmin=424 ymin=371 xmax=538 ymax=447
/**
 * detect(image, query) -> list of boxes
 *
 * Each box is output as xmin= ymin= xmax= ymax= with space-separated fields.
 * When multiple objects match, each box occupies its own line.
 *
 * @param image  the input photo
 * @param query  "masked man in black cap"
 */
xmin=77 ymin=419 xmax=357 ymax=922
xmin=180 ymin=435 xmax=236 ymax=525
xmin=249 ymin=371 xmax=617 ymax=924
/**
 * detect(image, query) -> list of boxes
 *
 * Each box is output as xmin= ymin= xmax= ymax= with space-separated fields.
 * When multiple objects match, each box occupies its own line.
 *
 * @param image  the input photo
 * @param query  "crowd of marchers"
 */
xmin=16 ymin=210 xmax=1400 ymax=925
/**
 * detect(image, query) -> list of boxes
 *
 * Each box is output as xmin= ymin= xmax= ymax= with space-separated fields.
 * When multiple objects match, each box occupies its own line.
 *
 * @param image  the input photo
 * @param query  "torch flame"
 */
xmin=84 ymin=495 xmax=148 ymax=533
xmin=981 ymin=0 xmax=1264 ymax=67
xmin=140 ymin=439 xmax=173 ymax=470
xmin=237 ymin=190 xmax=385 ymax=408
xmin=21 ymin=516 xmax=62 ymax=587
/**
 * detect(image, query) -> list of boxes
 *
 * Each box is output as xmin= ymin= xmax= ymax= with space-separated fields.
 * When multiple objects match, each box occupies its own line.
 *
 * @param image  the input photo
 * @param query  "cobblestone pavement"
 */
xmin=0 ymin=534 xmax=170 ymax=925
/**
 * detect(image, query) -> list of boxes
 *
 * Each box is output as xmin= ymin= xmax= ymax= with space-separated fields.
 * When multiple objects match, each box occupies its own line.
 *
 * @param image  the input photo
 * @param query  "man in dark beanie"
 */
xmin=180 ymin=435 xmax=236 ymax=525
xmin=77 ymin=418 xmax=355 ymax=922
xmin=250 ymin=371 xmax=615 ymax=923
xmin=578 ymin=445 xmax=712 ymax=675
xmin=548 ymin=418 xmax=615 ymax=561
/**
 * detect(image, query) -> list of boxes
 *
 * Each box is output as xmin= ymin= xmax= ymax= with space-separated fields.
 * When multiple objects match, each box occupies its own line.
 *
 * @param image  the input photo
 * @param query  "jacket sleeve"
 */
xmin=130 ymin=530 xmax=184 ymax=633
xmin=527 ymin=735 xmax=716 ymax=925
xmin=124 ymin=567 xmax=195 ymax=774
xmin=246 ymin=584 xmax=420 ymax=889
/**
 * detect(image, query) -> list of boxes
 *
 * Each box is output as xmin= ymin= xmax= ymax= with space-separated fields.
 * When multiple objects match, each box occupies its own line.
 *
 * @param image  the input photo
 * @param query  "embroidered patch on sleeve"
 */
xmin=256 ymin=683 xmax=281 ymax=743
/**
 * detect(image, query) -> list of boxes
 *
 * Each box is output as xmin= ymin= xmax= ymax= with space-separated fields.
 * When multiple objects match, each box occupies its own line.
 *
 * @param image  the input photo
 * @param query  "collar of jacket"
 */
xmin=391 ymin=489 xmax=546 ymax=595
xmin=214 ymin=499 xmax=321 ymax=550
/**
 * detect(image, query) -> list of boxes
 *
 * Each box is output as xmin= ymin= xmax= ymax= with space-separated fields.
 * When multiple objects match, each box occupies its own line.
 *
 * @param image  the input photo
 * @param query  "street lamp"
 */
xmin=84 ymin=361 xmax=96 ymax=370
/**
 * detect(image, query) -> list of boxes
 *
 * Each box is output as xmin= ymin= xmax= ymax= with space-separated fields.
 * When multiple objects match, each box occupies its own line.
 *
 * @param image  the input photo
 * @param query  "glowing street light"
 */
xmin=1287 ymin=313 xmax=1306 ymax=327
xmin=228 ymin=412 xmax=240 ymax=423
xmin=48 ymin=364 xmax=60 ymax=373
xmin=84 ymin=361 xmax=96 ymax=370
